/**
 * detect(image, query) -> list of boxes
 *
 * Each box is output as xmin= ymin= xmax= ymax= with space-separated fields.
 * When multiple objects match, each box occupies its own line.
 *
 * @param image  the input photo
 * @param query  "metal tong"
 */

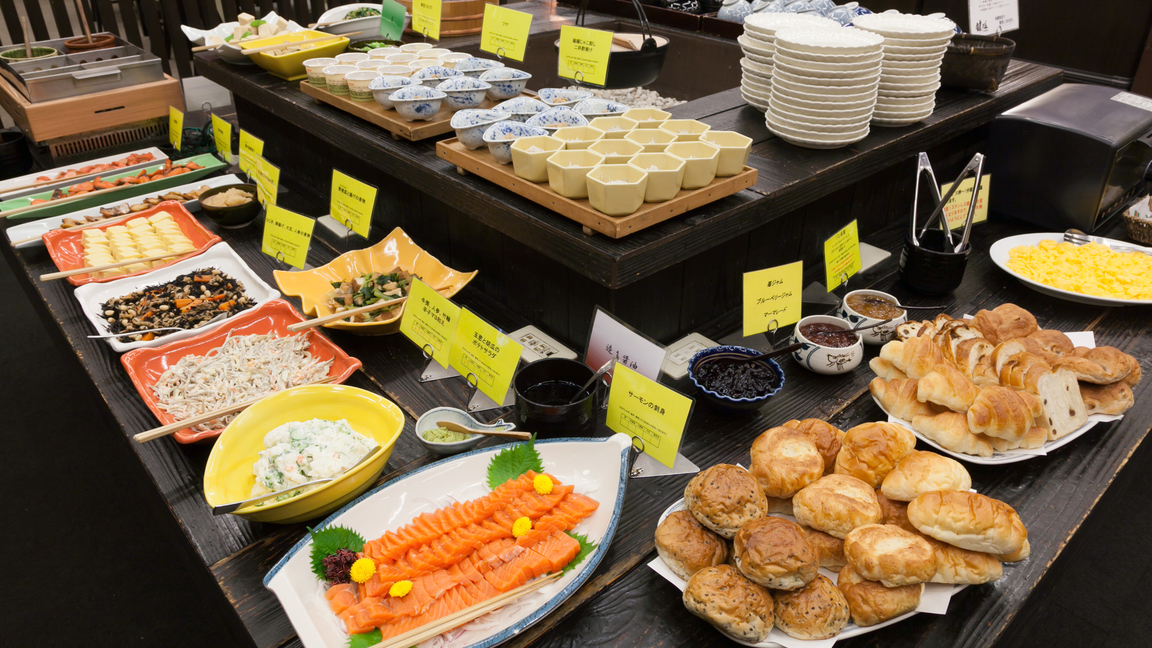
xmin=909 ymin=152 xmax=947 ymax=248
xmin=914 ymin=153 xmax=986 ymax=253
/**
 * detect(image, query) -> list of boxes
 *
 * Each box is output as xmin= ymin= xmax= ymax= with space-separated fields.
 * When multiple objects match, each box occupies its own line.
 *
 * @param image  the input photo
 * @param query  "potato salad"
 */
xmin=251 ymin=418 xmax=377 ymax=498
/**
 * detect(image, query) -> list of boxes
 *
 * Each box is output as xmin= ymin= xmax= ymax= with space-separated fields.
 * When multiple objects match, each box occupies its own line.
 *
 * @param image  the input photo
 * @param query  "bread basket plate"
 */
xmin=650 ymin=499 xmax=963 ymax=648
xmin=265 ymin=433 xmax=632 ymax=648
xmin=989 ymin=232 xmax=1152 ymax=306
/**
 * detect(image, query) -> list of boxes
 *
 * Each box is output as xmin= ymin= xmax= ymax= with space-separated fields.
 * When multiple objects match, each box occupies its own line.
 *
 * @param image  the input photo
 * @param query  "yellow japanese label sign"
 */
xmin=558 ymin=25 xmax=612 ymax=87
xmin=253 ymin=155 xmax=280 ymax=206
xmin=330 ymin=170 xmax=377 ymax=239
xmin=211 ymin=114 xmax=233 ymax=164
xmin=480 ymin=5 xmax=533 ymax=62
xmin=262 ymin=205 xmax=314 ymax=269
xmin=824 ymin=219 xmax=861 ymax=291
xmin=238 ymin=129 xmax=264 ymax=176
xmin=400 ymin=279 xmax=461 ymax=368
xmin=941 ymin=175 xmax=990 ymax=230
xmin=449 ymin=309 xmax=523 ymax=404
xmin=744 ymin=260 xmax=803 ymax=335
xmin=606 ymin=364 xmax=694 ymax=469
xmin=168 ymin=106 xmax=184 ymax=152
xmin=411 ymin=0 xmax=442 ymax=41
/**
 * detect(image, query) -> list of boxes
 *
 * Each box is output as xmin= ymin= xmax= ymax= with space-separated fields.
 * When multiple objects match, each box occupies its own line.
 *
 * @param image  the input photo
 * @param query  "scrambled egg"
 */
xmin=1007 ymin=240 xmax=1152 ymax=300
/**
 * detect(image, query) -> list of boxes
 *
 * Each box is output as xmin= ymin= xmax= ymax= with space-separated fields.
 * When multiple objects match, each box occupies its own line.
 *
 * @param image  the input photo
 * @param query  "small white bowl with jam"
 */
xmin=790 ymin=315 xmax=864 ymax=375
xmin=837 ymin=289 xmax=908 ymax=345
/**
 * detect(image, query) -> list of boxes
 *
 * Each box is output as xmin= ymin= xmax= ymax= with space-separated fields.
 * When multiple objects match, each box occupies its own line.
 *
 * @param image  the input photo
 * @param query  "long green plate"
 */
xmin=0 ymin=154 xmax=228 ymax=222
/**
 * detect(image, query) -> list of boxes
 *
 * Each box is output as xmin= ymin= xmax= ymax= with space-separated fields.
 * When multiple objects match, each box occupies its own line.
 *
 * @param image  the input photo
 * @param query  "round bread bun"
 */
xmin=800 ymin=524 xmax=846 ymax=571
xmin=734 ymin=516 xmax=819 ymax=590
xmin=751 ymin=427 xmax=825 ymax=498
xmin=836 ymin=563 xmax=922 ymax=627
xmin=684 ymin=464 xmax=768 ymax=539
xmin=924 ymin=535 xmax=1003 ymax=584
xmin=880 ymin=450 xmax=972 ymax=502
xmin=876 ymin=490 xmax=918 ymax=533
xmin=999 ymin=538 xmax=1031 ymax=563
xmin=765 ymin=495 xmax=794 ymax=516
xmin=792 ymin=474 xmax=883 ymax=539
xmin=655 ymin=510 xmax=729 ymax=581
xmin=908 ymin=490 xmax=1027 ymax=555
xmin=843 ymin=524 xmax=937 ymax=587
xmin=683 ymin=565 xmax=775 ymax=643
xmin=783 ymin=418 xmax=846 ymax=474
xmin=773 ymin=573 xmax=851 ymax=640
xmin=834 ymin=422 xmax=917 ymax=488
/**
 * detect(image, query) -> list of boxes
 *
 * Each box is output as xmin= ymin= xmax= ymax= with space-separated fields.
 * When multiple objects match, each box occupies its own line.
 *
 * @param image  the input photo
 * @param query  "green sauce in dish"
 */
xmin=422 ymin=427 xmax=473 ymax=443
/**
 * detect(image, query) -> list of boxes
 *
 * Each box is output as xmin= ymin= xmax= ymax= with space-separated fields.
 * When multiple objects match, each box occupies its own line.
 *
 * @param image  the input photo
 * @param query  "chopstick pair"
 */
xmin=10 ymin=211 xmax=138 ymax=247
xmin=39 ymin=249 xmax=189 ymax=281
xmin=286 ymin=296 xmax=409 ymax=332
xmin=239 ymin=31 xmax=361 ymax=55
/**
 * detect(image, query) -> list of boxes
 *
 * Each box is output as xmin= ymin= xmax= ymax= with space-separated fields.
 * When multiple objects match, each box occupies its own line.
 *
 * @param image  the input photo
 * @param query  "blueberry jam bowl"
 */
xmin=688 ymin=345 xmax=785 ymax=412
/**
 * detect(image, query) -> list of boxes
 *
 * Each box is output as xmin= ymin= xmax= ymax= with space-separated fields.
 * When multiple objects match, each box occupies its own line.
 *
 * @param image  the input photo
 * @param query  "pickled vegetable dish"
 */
xmin=325 ymin=270 xmax=417 ymax=322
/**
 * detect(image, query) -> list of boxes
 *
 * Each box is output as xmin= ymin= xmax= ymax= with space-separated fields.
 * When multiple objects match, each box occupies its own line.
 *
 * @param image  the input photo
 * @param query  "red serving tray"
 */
xmin=120 ymin=299 xmax=363 ymax=444
xmin=42 ymin=200 xmax=221 ymax=286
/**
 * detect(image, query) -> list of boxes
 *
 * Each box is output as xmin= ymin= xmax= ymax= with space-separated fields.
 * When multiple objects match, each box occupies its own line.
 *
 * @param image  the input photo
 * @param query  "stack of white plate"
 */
xmin=853 ymin=13 xmax=956 ymax=127
xmin=739 ymin=13 xmax=839 ymax=112
xmin=766 ymin=27 xmax=884 ymax=149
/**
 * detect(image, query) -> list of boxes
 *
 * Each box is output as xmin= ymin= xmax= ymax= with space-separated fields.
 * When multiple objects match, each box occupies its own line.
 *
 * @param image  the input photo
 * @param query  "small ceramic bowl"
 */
xmin=553 ymin=125 xmax=605 ymax=150
xmin=622 ymin=107 xmax=672 ymax=128
xmin=414 ymin=406 xmax=516 ymax=456
xmin=456 ymin=57 xmax=505 ymax=78
xmin=198 ymin=183 xmax=262 ymax=228
xmin=322 ymin=64 xmax=359 ymax=95
xmin=701 ymin=130 xmax=753 ymax=177
xmin=628 ymin=152 xmax=686 ymax=202
xmin=413 ymin=65 xmax=462 ymax=88
xmin=665 ymin=141 xmax=721 ymax=189
xmin=790 ymin=315 xmax=864 ymax=375
xmin=369 ymin=75 xmax=419 ymax=109
xmin=545 ymin=149 xmax=605 ymax=199
xmin=537 ymin=87 xmax=594 ymax=108
xmin=573 ymin=97 xmax=629 ymax=118
xmin=439 ymin=52 xmax=471 ymax=68
xmin=377 ymin=64 xmax=413 ymax=78
xmin=658 ymin=119 xmax=712 ymax=141
xmin=588 ymin=138 xmax=643 ymax=165
xmin=336 ymin=52 xmax=370 ymax=64
xmin=388 ymin=85 xmax=447 ymax=121
xmin=345 ymin=70 xmax=382 ymax=101
xmin=512 ymin=135 xmax=566 ymax=183
xmin=451 ymin=109 xmax=509 ymax=150
xmin=355 ymin=60 xmax=388 ymax=70
xmin=385 ymin=52 xmax=419 ymax=65
xmin=589 ymin=116 xmax=638 ymax=139
xmin=418 ymin=47 xmax=451 ymax=59
xmin=837 ymin=289 xmax=908 ymax=345
xmin=480 ymin=67 xmax=532 ymax=100
xmin=493 ymin=97 xmax=548 ymax=123
xmin=303 ymin=57 xmax=338 ymax=86
xmin=368 ymin=47 xmax=398 ymax=59
xmin=525 ymin=107 xmax=589 ymax=134
xmin=436 ymin=77 xmax=492 ymax=110
xmin=624 ymin=128 xmax=678 ymax=153
xmin=482 ymin=122 xmax=548 ymax=164
xmin=587 ymin=165 xmax=648 ymax=216
xmin=409 ymin=58 xmax=440 ymax=72
xmin=688 ymin=346 xmax=786 ymax=411
xmin=400 ymin=42 xmax=434 ymax=53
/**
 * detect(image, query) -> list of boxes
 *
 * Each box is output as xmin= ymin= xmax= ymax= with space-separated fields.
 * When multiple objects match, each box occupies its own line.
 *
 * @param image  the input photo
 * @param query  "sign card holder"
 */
xmin=607 ymin=364 xmax=698 ymax=477
xmin=449 ymin=309 xmax=523 ymax=412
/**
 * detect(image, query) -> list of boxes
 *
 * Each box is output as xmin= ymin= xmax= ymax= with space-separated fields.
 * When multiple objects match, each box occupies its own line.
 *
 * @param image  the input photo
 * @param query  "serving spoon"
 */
xmin=434 ymin=420 xmax=531 ymax=440
xmin=212 ymin=446 xmax=381 ymax=515
xmin=567 ymin=358 xmax=615 ymax=404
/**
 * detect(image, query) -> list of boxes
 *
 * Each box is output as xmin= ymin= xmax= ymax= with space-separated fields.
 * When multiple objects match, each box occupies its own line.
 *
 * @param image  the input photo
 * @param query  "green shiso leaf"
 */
xmin=347 ymin=628 xmax=382 ymax=648
xmin=486 ymin=434 xmax=544 ymax=490
xmin=562 ymin=532 xmax=597 ymax=575
xmin=308 ymin=525 xmax=366 ymax=580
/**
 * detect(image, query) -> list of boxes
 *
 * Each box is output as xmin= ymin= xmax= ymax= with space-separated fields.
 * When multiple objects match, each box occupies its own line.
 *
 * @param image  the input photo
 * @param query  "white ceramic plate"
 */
xmin=73 ymin=242 xmax=280 ymax=352
xmin=265 ymin=434 xmax=632 ymax=648
xmin=744 ymin=12 xmax=839 ymax=37
xmin=745 ymin=50 xmax=775 ymax=66
xmin=989 ymin=232 xmax=1152 ymax=306
xmin=6 ymin=174 xmax=245 ymax=249
xmin=768 ymin=109 xmax=870 ymax=133
xmin=872 ymin=113 xmax=932 ymax=127
xmin=882 ymin=56 xmax=945 ymax=70
xmin=742 ymin=91 xmax=770 ymax=113
xmin=878 ymin=82 xmax=940 ymax=97
xmin=774 ymin=58 xmax=879 ymax=80
xmin=767 ymin=115 xmax=869 ymax=140
xmin=738 ymin=34 xmax=776 ymax=58
xmin=773 ymin=51 xmax=883 ymax=71
xmin=772 ymin=75 xmax=879 ymax=98
xmin=884 ymin=50 xmax=947 ymax=62
xmin=0 ymin=147 xmax=166 ymax=200
xmin=882 ymin=35 xmax=954 ymax=48
xmin=771 ymin=91 xmax=877 ymax=113
xmin=770 ymin=97 xmax=874 ymax=120
xmin=873 ymin=103 xmax=935 ymax=117
xmin=771 ymin=102 xmax=873 ymax=125
xmin=742 ymin=69 xmax=773 ymax=87
xmin=885 ymin=44 xmax=949 ymax=56
xmin=880 ymin=72 xmax=941 ymax=85
xmin=740 ymin=56 xmax=773 ymax=76
xmin=774 ymin=26 xmax=885 ymax=55
xmin=876 ymin=93 xmax=938 ymax=107
xmin=852 ymin=13 xmax=957 ymax=39
xmin=773 ymin=67 xmax=880 ymax=87
xmin=743 ymin=77 xmax=773 ymax=97
xmin=879 ymin=77 xmax=942 ymax=92
xmin=650 ymin=499 xmax=963 ymax=648
xmin=776 ymin=43 xmax=885 ymax=63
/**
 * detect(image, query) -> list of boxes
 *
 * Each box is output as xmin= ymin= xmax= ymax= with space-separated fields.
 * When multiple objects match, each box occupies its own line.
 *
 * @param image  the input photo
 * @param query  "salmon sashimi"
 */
xmin=324 ymin=583 xmax=359 ymax=616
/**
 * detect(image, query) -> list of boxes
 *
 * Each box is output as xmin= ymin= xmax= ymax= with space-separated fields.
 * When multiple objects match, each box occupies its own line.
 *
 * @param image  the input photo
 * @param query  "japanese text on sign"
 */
xmin=449 ymin=309 xmax=523 ymax=403
xmin=480 ymin=5 xmax=532 ymax=62
xmin=400 ymin=279 xmax=461 ymax=368
xmin=262 ymin=205 xmax=314 ymax=269
xmin=211 ymin=114 xmax=233 ymax=164
xmin=558 ymin=25 xmax=612 ymax=87
xmin=254 ymin=155 xmax=280 ymax=206
xmin=584 ymin=308 xmax=666 ymax=382
xmin=412 ymin=0 xmax=442 ymax=40
xmin=168 ymin=106 xmax=184 ymax=152
xmin=941 ymin=175 xmax=990 ymax=230
xmin=330 ymin=170 xmax=378 ymax=239
xmin=968 ymin=0 xmax=1018 ymax=35
xmin=606 ymin=364 xmax=694 ymax=469
xmin=824 ymin=219 xmax=861 ymax=291
xmin=238 ymin=129 xmax=264 ymax=176
xmin=743 ymin=260 xmax=803 ymax=335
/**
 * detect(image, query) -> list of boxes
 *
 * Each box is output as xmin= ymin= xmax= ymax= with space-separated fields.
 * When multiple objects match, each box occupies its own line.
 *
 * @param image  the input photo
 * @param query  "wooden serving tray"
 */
xmin=436 ymin=138 xmax=758 ymax=238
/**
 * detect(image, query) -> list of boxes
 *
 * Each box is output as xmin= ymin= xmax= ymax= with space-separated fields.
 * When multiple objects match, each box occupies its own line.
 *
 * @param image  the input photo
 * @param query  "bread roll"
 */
xmin=999 ymin=538 xmax=1031 ymax=563
xmin=751 ymin=427 xmax=825 ymax=498
xmin=773 ymin=574 xmax=850 ymax=640
xmin=655 ymin=510 xmax=729 ymax=581
xmin=800 ymin=524 xmax=846 ymax=570
xmin=869 ymin=378 xmax=937 ymax=421
xmin=783 ymin=418 xmax=846 ymax=474
xmin=683 ymin=565 xmax=775 ymax=643
xmin=911 ymin=411 xmax=994 ymax=457
xmin=924 ymin=535 xmax=1003 ymax=584
xmin=970 ymin=303 xmax=1038 ymax=344
xmin=834 ymin=422 xmax=917 ymax=488
xmin=1029 ymin=329 xmax=1074 ymax=356
xmin=907 ymin=490 xmax=1027 ymax=555
xmin=1080 ymin=381 xmax=1135 ymax=415
xmin=793 ymin=474 xmax=883 ymax=539
xmin=684 ymin=464 xmax=768 ymax=539
xmin=734 ymin=517 xmax=819 ymax=591
xmin=876 ymin=490 xmax=917 ymax=533
xmin=843 ymin=524 xmax=936 ymax=587
xmin=869 ymin=357 xmax=909 ymax=381
xmin=1054 ymin=346 xmax=1140 ymax=385
xmin=917 ymin=365 xmax=979 ymax=412
xmin=880 ymin=450 xmax=972 ymax=502
xmin=836 ymin=563 xmax=922 ymax=627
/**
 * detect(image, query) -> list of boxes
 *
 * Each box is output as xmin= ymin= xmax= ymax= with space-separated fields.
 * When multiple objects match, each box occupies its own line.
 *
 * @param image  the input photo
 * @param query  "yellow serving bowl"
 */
xmin=203 ymin=385 xmax=405 ymax=524
xmin=245 ymin=30 xmax=350 ymax=81
xmin=274 ymin=227 xmax=477 ymax=335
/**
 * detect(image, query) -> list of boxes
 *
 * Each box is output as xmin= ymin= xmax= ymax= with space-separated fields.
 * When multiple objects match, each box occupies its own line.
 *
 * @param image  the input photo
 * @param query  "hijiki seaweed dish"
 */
xmin=99 ymin=269 xmax=254 ymax=341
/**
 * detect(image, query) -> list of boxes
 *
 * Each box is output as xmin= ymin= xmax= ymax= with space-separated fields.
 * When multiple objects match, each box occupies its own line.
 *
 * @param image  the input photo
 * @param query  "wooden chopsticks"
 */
xmin=39 ymin=249 xmax=188 ymax=281
xmin=239 ymin=32 xmax=359 ymax=55
xmin=1 ymin=182 xmax=129 ymax=218
xmin=10 ymin=211 xmax=139 ymax=247
xmin=286 ymin=296 xmax=409 ymax=332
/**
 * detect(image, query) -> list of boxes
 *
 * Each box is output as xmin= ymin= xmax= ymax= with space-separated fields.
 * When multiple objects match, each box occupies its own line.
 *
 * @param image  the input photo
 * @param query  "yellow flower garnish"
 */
xmin=389 ymin=580 xmax=413 ymax=598
xmin=533 ymin=474 xmax=554 ymax=495
xmin=349 ymin=558 xmax=376 ymax=584
xmin=512 ymin=516 xmax=532 ymax=538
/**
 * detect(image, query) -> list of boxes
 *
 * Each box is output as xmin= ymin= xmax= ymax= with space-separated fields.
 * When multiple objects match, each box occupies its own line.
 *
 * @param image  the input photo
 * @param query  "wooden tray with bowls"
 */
xmin=436 ymin=138 xmax=758 ymax=238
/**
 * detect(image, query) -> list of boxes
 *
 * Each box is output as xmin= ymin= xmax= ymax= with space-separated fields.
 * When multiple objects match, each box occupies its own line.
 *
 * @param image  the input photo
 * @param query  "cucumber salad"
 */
xmin=251 ymin=418 xmax=377 ymax=500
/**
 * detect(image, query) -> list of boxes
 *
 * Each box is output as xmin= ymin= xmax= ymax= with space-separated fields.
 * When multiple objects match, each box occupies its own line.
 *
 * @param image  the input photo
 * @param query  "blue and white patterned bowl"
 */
xmin=451 ymin=109 xmax=509 ymax=150
xmin=790 ymin=315 xmax=864 ymax=375
xmin=456 ymin=57 xmax=505 ymax=78
xmin=369 ymin=75 xmax=419 ymax=109
xmin=480 ymin=67 xmax=532 ymax=100
xmin=526 ymin=107 xmax=589 ymax=134
xmin=688 ymin=345 xmax=785 ymax=411
xmin=436 ymin=77 xmax=492 ymax=111
xmin=482 ymin=121 xmax=548 ymax=165
xmin=836 ymin=289 xmax=907 ymax=345
xmin=388 ymin=85 xmax=447 ymax=122
xmin=412 ymin=65 xmax=462 ymax=88
xmin=538 ymin=87 xmax=594 ymax=108
xmin=493 ymin=97 xmax=548 ymax=123
xmin=573 ymin=97 xmax=630 ymax=118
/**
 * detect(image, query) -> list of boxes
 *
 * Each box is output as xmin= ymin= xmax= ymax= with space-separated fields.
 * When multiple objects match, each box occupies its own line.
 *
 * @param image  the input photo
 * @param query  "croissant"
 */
xmin=1028 ymin=329 xmax=1074 ymax=356
xmin=1053 ymin=346 xmax=1140 ymax=385
xmin=869 ymin=357 xmax=909 ymax=381
xmin=982 ymin=425 xmax=1047 ymax=452
xmin=996 ymin=352 xmax=1053 ymax=394
xmin=870 ymin=378 xmax=937 ymax=421
xmin=1079 ymin=381 xmax=1135 ymax=416
xmin=911 ymin=411 xmax=994 ymax=457
xmin=879 ymin=335 xmax=947 ymax=380
xmin=967 ymin=386 xmax=1035 ymax=442
xmin=916 ymin=365 xmax=979 ymax=412
xmin=970 ymin=303 xmax=1038 ymax=345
